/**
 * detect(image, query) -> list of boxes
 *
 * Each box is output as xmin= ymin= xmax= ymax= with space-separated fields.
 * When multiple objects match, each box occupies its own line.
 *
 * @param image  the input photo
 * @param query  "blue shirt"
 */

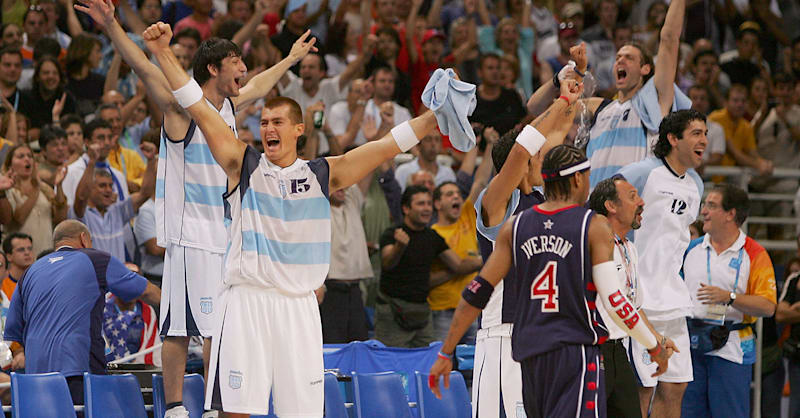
xmin=4 ymin=247 xmax=147 ymax=376
xmin=69 ymin=199 xmax=135 ymax=261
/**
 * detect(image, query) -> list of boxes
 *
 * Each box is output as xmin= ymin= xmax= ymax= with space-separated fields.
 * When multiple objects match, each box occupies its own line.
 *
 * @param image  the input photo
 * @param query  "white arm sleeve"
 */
xmin=593 ymin=261 xmax=657 ymax=350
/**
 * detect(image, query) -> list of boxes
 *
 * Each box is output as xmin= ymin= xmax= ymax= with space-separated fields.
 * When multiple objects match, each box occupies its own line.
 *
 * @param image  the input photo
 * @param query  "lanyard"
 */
xmin=10 ymin=90 xmax=18 ymax=111
xmin=706 ymin=246 xmax=744 ymax=291
xmin=614 ymin=234 xmax=637 ymax=302
xmin=118 ymin=148 xmax=127 ymax=178
xmin=83 ymin=156 xmax=125 ymax=202
xmin=122 ymin=131 xmax=134 ymax=152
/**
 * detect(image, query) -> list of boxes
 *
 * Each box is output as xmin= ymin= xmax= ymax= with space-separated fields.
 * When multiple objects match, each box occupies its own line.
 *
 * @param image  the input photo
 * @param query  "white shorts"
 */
xmin=473 ymin=324 xmax=526 ymax=418
xmin=160 ymin=244 xmax=223 ymax=337
xmin=630 ymin=317 xmax=694 ymax=387
xmin=206 ymin=285 xmax=324 ymax=416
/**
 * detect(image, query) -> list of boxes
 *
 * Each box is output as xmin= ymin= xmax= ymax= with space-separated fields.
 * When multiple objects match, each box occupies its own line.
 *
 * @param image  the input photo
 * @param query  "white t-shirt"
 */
xmin=394 ymin=158 xmax=456 ymax=191
xmin=328 ymin=185 xmax=373 ymax=279
xmin=279 ymin=72 xmax=349 ymax=155
xmin=328 ymin=99 xmax=412 ymax=147
xmin=702 ymin=120 xmax=726 ymax=162
xmin=134 ymin=198 xmax=163 ymax=276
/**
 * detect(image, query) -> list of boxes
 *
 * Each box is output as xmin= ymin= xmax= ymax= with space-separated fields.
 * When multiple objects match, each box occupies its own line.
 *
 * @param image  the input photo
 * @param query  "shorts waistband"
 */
xmin=325 ymin=279 xmax=363 ymax=290
xmin=476 ymin=323 xmax=513 ymax=340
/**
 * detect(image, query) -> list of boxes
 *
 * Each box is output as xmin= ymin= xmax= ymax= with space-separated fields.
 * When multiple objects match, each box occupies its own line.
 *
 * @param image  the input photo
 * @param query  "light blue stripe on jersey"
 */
xmin=586 ymin=127 xmax=647 ymax=154
xmin=241 ymin=230 xmax=331 ymax=264
xmin=185 ymin=183 xmax=226 ymax=207
xmin=589 ymin=165 xmax=623 ymax=187
xmin=184 ymin=143 xmax=217 ymax=165
xmin=242 ymin=190 xmax=330 ymax=221
xmin=155 ymin=179 xmax=165 ymax=199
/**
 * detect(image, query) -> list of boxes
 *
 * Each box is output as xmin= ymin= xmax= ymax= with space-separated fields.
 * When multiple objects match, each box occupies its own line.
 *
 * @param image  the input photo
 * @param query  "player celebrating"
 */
xmin=73 ymin=1 xmax=317 ymax=416
xmin=144 ymin=21 xmax=452 ymax=416
xmin=429 ymin=145 xmax=669 ymax=418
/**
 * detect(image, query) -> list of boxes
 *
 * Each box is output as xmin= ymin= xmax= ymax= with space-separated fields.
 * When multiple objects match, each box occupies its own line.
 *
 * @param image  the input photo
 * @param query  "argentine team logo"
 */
xmin=229 ymin=371 xmax=243 ymax=389
xmin=200 ymin=298 xmax=213 ymax=314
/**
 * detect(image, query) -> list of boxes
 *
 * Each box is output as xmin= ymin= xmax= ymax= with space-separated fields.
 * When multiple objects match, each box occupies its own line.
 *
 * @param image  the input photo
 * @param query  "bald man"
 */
xmin=4 ymin=220 xmax=160 ymax=405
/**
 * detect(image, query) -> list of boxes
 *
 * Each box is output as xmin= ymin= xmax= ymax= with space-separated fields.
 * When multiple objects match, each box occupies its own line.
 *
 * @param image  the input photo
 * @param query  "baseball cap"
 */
xmin=561 ymin=2 xmax=584 ymax=18
xmin=422 ymin=29 xmax=446 ymax=44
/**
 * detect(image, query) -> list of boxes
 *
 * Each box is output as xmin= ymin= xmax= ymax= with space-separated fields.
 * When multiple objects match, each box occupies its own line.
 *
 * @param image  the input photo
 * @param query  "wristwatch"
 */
xmin=727 ymin=292 xmax=737 ymax=306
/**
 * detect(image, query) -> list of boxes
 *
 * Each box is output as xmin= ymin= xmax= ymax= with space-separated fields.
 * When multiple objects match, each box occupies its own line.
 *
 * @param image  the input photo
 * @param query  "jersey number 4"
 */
xmin=531 ymin=261 xmax=559 ymax=312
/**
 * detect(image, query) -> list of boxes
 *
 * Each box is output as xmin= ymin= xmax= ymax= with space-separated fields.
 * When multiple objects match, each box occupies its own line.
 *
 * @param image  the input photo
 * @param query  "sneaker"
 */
xmin=165 ymin=406 xmax=190 ymax=418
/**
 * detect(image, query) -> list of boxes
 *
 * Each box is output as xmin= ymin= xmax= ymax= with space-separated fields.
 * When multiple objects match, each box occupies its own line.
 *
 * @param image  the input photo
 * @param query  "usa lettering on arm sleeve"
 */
xmin=593 ymin=261 xmax=657 ymax=349
xmin=105 ymin=256 xmax=148 ymax=302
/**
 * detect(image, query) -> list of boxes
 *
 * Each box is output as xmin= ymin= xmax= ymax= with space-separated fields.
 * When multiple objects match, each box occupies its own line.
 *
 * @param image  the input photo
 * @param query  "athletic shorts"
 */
xmin=160 ymin=244 xmax=224 ymax=337
xmin=630 ymin=317 xmax=693 ymax=387
xmin=473 ymin=324 xmax=526 ymax=418
xmin=520 ymin=344 xmax=605 ymax=418
xmin=206 ymin=284 xmax=324 ymax=416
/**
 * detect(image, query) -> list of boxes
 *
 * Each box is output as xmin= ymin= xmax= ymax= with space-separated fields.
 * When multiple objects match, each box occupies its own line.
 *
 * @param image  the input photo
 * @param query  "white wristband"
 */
xmin=516 ymin=125 xmax=547 ymax=156
xmin=172 ymin=78 xmax=203 ymax=108
xmin=391 ymin=121 xmax=419 ymax=152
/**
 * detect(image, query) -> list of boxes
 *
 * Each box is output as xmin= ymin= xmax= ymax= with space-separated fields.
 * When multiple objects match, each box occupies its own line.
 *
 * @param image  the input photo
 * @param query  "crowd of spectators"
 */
xmin=0 ymin=0 xmax=797 ymax=409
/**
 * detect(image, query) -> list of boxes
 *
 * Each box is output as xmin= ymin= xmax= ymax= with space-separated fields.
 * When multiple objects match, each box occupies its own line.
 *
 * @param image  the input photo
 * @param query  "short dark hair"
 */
xmin=59 ymin=113 xmax=83 ymax=131
xmin=401 ymin=185 xmax=431 ymax=208
xmin=0 ymin=46 xmax=21 ymax=62
xmin=491 ymin=127 xmax=519 ymax=172
xmin=215 ymin=18 xmax=244 ymax=40
xmin=84 ymin=118 xmax=111 ymax=140
xmin=773 ymin=72 xmax=796 ymax=86
xmin=588 ymin=174 xmax=625 ymax=216
xmin=433 ymin=181 xmax=458 ymax=202
xmin=653 ymin=109 xmax=706 ymax=159
xmin=192 ymin=37 xmax=241 ymax=86
xmin=479 ymin=53 xmax=501 ymax=69
xmin=38 ymin=124 xmax=67 ymax=150
xmin=304 ymin=52 xmax=327 ymax=72
xmin=2 ymin=232 xmax=31 ymax=254
xmin=23 ymin=7 xmax=47 ymax=25
xmin=692 ymin=49 xmax=716 ymax=66
xmin=264 ymin=96 xmax=303 ymax=124
xmin=375 ymin=26 xmax=401 ymax=48
xmin=96 ymin=103 xmax=120 ymax=119
xmin=33 ymin=37 xmax=60 ymax=62
xmin=711 ymin=183 xmax=750 ymax=226
xmin=542 ymin=145 xmax=587 ymax=201
xmin=728 ymin=83 xmax=748 ymax=98
xmin=175 ymin=27 xmax=202 ymax=46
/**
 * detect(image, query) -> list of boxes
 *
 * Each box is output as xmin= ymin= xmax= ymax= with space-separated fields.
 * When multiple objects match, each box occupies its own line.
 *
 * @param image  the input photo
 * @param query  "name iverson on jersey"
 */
xmin=520 ymin=235 xmax=574 ymax=259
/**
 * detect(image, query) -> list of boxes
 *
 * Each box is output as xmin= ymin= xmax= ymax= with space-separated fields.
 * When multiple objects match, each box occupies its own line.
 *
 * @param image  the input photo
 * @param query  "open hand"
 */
xmin=288 ymin=30 xmax=318 ymax=65
xmin=74 ymin=0 xmax=116 ymax=29
xmin=54 ymin=165 xmax=67 ymax=186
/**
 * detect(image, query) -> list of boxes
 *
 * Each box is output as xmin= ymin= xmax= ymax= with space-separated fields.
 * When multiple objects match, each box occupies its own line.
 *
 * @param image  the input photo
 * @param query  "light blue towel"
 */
xmin=421 ymin=68 xmax=477 ymax=152
xmin=631 ymin=78 xmax=693 ymax=132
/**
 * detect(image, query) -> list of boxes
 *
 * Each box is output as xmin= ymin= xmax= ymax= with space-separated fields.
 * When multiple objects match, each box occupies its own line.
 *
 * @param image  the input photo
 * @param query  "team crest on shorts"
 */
xmin=229 ymin=371 xmax=243 ymax=389
xmin=642 ymin=350 xmax=652 ymax=365
xmin=200 ymin=298 xmax=213 ymax=314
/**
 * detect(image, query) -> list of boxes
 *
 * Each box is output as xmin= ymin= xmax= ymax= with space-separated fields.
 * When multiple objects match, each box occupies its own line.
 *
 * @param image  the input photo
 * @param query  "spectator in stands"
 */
xmin=62 ymin=119 xmax=129 ymax=206
xmin=60 ymin=114 xmax=84 ymax=165
xmin=69 ymin=135 xmax=155 ymax=262
xmin=583 ymin=0 xmax=618 ymax=66
xmin=362 ymin=67 xmax=412 ymax=143
xmin=720 ymin=22 xmax=769 ymax=87
xmin=97 ymin=104 xmax=146 ymax=192
xmin=26 ymin=56 xmax=77 ymax=133
xmin=746 ymin=76 xmax=769 ymax=130
xmin=1 ymin=24 xmax=22 ymax=50
xmin=470 ymin=53 xmax=527 ymax=137
xmin=683 ymin=184 xmax=777 ymax=418
xmin=476 ymin=0 xmax=534 ymax=98
xmin=394 ymin=132 xmax=456 ymax=191
xmin=407 ymin=0 xmax=446 ymax=114
xmin=3 ymin=220 xmax=161 ymax=405
xmin=0 ymin=144 xmax=67 ymax=255
xmin=367 ymin=27 xmax=412 ymax=111
xmin=327 ymin=78 xmax=371 ymax=149
xmin=0 ymin=47 xmax=32 ymax=117
xmin=498 ymin=54 xmax=524 ymax=100
xmin=708 ymin=83 xmax=773 ymax=176
xmin=787 ymin=37 xmax=800 ymax=81
xmin=174 ymin=0 xmax=214 ymax=40
xmin=271 ymin=2 xmax=323 ymax=74
xmin=444 ymin=17 xmax=480 ymax=86
xmin=688 ymin=86 xmax=725 ymax=173
xmin=38 ymin=0 xmax=70 ymax=49
xmin=750 ymin=73 xmax=800 ymax=241
xmin=541 ymin=21 xmax=584 ymax=81
xmin=324 ymin=21 xmax=359 ymax=78
xmin=174 ymin=28 xmax=202 ymax=71
xmin=19 ymin=37 xmax=62 ymax=92
xmin=376 ymin=186 xmax=482 ymax=347
xmin=680 ymin=49 xmax=729 ymax=111
xmin=133 ymin=130 xmax=163 ymax=286
xmin=226 ymin=0 xmax=253 ymax=23
xmin=1 ymin=232 xmax=32 ymax=293
xmin=36 ymin=124 xmax=68 ymax=187
xmin=103 ymin=262 xmax=161 ymax=366
xmin=429 ymin=133 xmax=494 ymax=344
xmin=20 ymin=6 xmax=48 ymax=69
xmin=65 ymin=34 xmax=105 ymax=117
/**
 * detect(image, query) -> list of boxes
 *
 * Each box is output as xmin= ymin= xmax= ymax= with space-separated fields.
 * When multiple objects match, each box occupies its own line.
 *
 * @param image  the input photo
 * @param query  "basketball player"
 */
xmin=144 ymin=21 xmax=451 ymax=416
xmin=74 ymin=1 xmax=317 ymax=416
xmin=526 ymin=0 xmax=687 ymax=188
xmin=471 ymin=74 xmax=583 ymax=417
xmin=618 ymin=109 xmax=707 ymax=417
xmin=429 ymin=145 xmax=669 ymax=418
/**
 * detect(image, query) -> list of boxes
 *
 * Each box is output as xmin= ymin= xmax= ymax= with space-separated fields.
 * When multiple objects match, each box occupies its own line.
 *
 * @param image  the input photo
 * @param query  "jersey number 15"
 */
xmin=531 ymin=261 xmax=559 ymax=312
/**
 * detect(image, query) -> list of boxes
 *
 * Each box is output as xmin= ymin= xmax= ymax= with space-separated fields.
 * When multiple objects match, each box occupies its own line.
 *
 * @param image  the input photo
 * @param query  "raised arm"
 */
xmin=234 ymin=30 xmax=318 ymax=109
xmin=652 ymin=0 xmax=685 ymax=117
xmin=75 ymin=0 xmax=189 ymax=139
xmin=130 ymin=155 xmax=157 ymax=211
xmin=74 ymin=145 xmax=103 ymax=218
xmin=326 ymin=110 xmax=438 ymax=193
xmin=467 ymin=128 xmax=496 ymax=203
xmin=481 ymin=80 xmax=581 ymax=228
xmin=144 ymin=22 xmax=246 ymax=187
xmin=406 ymin=0 xmax=422 ymax=64
xmin=337 ymin=34 xmax=376 ymax=91
xmin=232 ymin=0 xmax=270 ymax=47
xmin=116 ymin=0 xmax=148 ymax=35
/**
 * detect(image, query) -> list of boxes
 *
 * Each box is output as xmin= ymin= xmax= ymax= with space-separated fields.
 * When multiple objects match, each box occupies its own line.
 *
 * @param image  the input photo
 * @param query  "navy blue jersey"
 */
xmin=510 ymin=204 xmax=608 ymax=361
xmin=475 ymin=188 xmax=545 ymax=328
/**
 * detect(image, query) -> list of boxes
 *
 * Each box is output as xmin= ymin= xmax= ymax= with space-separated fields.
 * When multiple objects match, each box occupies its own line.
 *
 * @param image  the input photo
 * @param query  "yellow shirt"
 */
xmin=708 ymin=108 xmax=756 ymax=168
xmin=429 ymin=198 xmax=479 ymax=311
xmin=107 ymin=146 xmax=146 ymax=187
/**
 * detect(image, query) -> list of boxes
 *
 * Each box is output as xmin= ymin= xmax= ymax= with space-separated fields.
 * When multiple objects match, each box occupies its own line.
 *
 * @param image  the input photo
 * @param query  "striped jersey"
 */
xmin=223 ymin=146 xmax=331 ymax=294
xmin=618 ymin=157 xmax=703 ymax=321
xmin=155 ymin=98 xmax=237 ymax=254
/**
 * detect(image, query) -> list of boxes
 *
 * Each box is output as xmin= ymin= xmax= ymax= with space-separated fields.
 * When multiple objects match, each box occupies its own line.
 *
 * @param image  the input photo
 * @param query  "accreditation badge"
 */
xmin=703 ymin=303 xmax=727 ymax=326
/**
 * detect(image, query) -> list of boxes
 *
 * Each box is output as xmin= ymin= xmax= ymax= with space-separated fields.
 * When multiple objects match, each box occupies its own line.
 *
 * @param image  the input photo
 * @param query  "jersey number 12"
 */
xmin=531 ymin=261 xmax=559 ymax=312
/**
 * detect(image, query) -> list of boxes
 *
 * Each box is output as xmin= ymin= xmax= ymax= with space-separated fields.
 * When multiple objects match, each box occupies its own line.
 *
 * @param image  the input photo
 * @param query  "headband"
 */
xmin=541 ymin=159 xmax=591 ymax=181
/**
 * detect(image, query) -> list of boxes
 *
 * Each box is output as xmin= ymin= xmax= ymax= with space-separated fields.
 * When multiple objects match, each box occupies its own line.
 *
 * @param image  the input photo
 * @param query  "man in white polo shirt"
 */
xmin=681 ymin=183 xmax=776 ymax=417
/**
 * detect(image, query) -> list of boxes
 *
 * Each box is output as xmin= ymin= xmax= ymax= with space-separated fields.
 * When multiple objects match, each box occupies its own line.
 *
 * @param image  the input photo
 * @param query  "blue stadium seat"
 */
xmin=414 ymin=371 xmax=471 ymax=418
xmin=351 ymin=371 xmax=412 ymax=418
xmin=324 ymin=372 xmax=348 ymax=418
xmin=455 ymin=345 xmax=475 ymax=370
xmin=152 ymin=373 xmax=205 ymax=418
xmin=83 ymin=373 xmax=147 ymax=418
xmin=10 ymin=371 xmax=76 ymax=418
